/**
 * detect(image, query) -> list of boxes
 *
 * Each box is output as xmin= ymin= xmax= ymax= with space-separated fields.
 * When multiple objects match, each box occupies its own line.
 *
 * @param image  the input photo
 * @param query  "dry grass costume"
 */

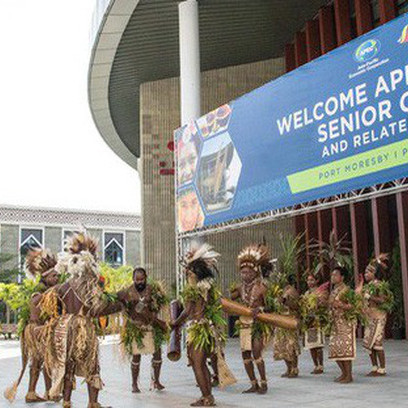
xmin=4 ymin=249 xmax=59 ymax=403
xmin=117 ymin=268 xmax=169 ymax=392
xmin=231 ymin=244 xmax=272 ymax=394
xmin=358 ymin=254 xmax=393 ymax=377
xmin=273 ymin=284 xmax=301 ymax=378
xmin=172 ymin=243 xmax=235 ymax=407
xmin=41 ymin=233 xmax=122 ymax=408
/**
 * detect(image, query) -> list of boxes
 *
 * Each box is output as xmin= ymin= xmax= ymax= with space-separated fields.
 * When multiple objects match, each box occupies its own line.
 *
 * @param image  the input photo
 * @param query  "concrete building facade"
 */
xmin=0 ymin=205 xmax=141 ymax=273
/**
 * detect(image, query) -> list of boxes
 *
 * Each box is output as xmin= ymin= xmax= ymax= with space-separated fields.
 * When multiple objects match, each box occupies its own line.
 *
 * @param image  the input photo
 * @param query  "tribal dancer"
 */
xmin=300 ymin=273 xmax=329 ymax=375
xmin=357 ymin=254 xmax=393 ymax=377
xmin=117 ymin=267 xmax=169 ymax=393
xmin=41 ymin=233 xmax=122 ymax=408
xmin=171 ymin=243 xmax=229 ymax=407
xmin=231 ymin=244 xmax=271 ymax=394
xmin=273 ymin=276 xmax=301 ymax=378
xmin=4 ymin=249 xmax=60 ymax=403
xmin=328 ymin=266 xmax=358 ymax=384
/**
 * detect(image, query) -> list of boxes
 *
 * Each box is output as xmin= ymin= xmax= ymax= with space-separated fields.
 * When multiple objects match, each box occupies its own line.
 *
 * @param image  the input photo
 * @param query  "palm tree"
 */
xmin=312 ymin=230 xmax=352 ymax=282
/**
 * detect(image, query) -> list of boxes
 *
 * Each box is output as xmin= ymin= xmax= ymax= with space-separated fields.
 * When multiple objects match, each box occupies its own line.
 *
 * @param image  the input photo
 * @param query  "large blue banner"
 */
xmin=175 ymin=14 xmax=408 ymax=233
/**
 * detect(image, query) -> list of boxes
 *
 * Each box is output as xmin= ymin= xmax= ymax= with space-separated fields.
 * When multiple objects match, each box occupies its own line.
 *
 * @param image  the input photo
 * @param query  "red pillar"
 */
xmin=317 ymin=209 xmax=332 ymax=248
xmin=372 ymin=197 xmax=392 ymax=255
xmin=379 ymin=0 xmax=397 ymax=25
xmin=354 ymin=0 xmax=373 ymax=35
xmin=285 ymin=44 xmax=296 ymax=73
xmin=334 ymin=0 xmax=353 ymax=45
xmin=305 ymin=212 xmax=319 ymax=271
xmin=305 ymin=19 xmax=321 ymax=62
xmin=350 ymin=202 xmax=370 ymax=281
xmin=319 ymin=5 xmax=337 ymax=54
xmin=294 ymin=31 xmax=307 ymax=67
xmin=396 ymin=191 xmax=408 ymax=339
xmin=332 ymin=205 xmax=351 ymax=243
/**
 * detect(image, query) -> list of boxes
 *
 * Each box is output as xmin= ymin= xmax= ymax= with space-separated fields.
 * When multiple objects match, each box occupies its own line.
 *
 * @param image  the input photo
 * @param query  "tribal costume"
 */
xmin=328 ymin=265 xmax=362 ymax=384
xmin=361 ymin=254 xmax=393 ymax=376
xmin=328 ymin=283 xmax=357 ymax=362
xmin=4 ymin=249 xmax=60 ymax=403
xmin=41 ymin=233 xmax=122 ymax=408
xmin=273 ymin=285 xmax=301 ymax=378
xmin=172 ymin=242 xmax=235 ymax=407
xmin=231 ymin=244 xmax=272 ymax=394
xmin=299 ymin=278 xmax=329 ymax=374
xmin=117 ymin=272 xmax=169 ymax=392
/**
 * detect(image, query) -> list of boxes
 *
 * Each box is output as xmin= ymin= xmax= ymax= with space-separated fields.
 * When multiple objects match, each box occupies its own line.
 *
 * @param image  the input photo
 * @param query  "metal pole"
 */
xmin=179 ymin=0 xmax=201 ymax=125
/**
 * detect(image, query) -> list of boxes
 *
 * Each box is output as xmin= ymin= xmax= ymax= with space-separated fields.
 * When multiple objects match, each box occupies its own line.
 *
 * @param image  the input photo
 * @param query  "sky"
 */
xmin=0 ymin=0 xmax=141 ymax=214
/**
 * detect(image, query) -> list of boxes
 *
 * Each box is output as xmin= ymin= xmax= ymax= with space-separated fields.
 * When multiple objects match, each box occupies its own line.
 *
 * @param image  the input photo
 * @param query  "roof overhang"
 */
xmin=88 ymin=0 xmax=330 ymax=170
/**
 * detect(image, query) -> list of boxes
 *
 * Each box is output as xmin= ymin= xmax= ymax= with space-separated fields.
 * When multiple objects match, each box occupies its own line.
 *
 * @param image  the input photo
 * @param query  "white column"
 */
xmin=178 ymin=0 xmax=201 ymax=125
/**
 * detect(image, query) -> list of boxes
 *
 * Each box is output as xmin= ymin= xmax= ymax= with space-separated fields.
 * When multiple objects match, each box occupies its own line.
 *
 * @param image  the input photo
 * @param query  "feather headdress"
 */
xmin=366 ymin=253 xmax=389 ymax=276
xmin=65 ymin=232 xmax=98 ymax=258
xmin=183 ymin=242 xmax=220 ymax=269
xmin=181 ymin=242 xmax=220 ymax=281
xmin=25 ymin=248 xmax=57 ymax=279
xmin=237 ymin=244 xmax=270 ymax=271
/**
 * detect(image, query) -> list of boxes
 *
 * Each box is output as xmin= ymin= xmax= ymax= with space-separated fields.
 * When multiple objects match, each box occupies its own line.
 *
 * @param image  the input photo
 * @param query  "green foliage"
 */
xmin=180 ymin=284 xmax=201 ymax=304
xmin=99 ymin=263 xmax=133 ymax=294
xmin=121 ymin=319 xmax=145 ymax=355
xmin=149 ymin=280 xmax=169 ymax=313
xmin=299 ymin=292 xmax=330 ymax=335
xmin=152 ymin=323 xmax=170 ymax=350
xmin=265 ymin=283 xmax=283 ymax=313
xmin=365 ymin=281 xmax=394 ymax=313
xmin=0 ymin=276 xmax=44 ymax=334
xmin=313 ymin=230 xmax=352 ymax=280
xmin=389 ymin=243 xmax=405 ymax=330
xmin=276 ymin=234 xmax=304 ymax=286
xmin=340 ymin=288 xmax=366 ymax=325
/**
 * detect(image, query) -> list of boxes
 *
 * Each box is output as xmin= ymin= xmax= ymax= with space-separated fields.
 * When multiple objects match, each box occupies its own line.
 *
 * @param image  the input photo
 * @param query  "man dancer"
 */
xmin=230 ymin=244 xmax=271 ymax=394
xmin=171 ymin=242 xmax=228 ymax=407
xmin=328 ymin=266 xmax=356 ymax=384
xmin=357 ymin=254 xmax=393 ymax=377
xmin=117 ymin=267 xmax=168 ymax=392
xmin=301 ymin=273 xmax=329 ymax=375
xmin=4 ymin=248 xmax=60 ymax=403
xmin=274 ymin=276 xmax=301 ymax=378
xmin=42 ymin=232 xmax=122 ymax=408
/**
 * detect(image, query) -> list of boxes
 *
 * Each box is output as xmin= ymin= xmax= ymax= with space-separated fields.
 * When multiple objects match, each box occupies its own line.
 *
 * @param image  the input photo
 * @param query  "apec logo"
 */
xmin=354 ymin=39 xmax=380 ymax=63
xmin=398 ymin=24 xmax=408 ymax=43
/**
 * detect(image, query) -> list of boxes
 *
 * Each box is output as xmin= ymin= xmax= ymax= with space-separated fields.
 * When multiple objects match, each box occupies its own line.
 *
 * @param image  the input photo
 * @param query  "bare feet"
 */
xmin=339 ymin=376 xmax=353 ymax=384
xmin=366 ymin=371 xmax=378 ymax=377
xmin=152 ymin=381 xmax=165 ymax=391
xmin=190 ymin=395 xmax=216 ymax=407
xmin=281 ymin=371 xmax=289 ymax=378
xmin=25 ymin=393 xmax=46 ymax=403
xmin=242 ymin=383 xmax=259 ymax=393
xmin=132 ymin=385 xmax=141 ymax=393
xmin=257 ymin=382 xmax=268 ymax=394
xmin=334 ymin=375 xmax=345 ymax=382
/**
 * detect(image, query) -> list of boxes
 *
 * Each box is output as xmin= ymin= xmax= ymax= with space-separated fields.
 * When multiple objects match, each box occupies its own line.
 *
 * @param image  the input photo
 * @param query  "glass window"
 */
xmin=104 ymin=232 xmax=124 ymax=266
xmin=62 ymin=230 xmax=80 ymax=250
xmin=20 ymin=228 xmax=43 ymax=277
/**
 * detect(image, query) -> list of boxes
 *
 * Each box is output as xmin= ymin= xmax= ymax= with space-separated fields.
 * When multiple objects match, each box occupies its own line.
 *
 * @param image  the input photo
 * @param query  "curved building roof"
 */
xmin=89 ymin=0 xmax=329 ymax=169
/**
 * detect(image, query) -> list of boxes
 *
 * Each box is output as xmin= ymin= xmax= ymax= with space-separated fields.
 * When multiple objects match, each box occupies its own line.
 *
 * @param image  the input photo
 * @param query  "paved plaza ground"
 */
xmin=1 ymin=337 xmax=407 ymax=407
